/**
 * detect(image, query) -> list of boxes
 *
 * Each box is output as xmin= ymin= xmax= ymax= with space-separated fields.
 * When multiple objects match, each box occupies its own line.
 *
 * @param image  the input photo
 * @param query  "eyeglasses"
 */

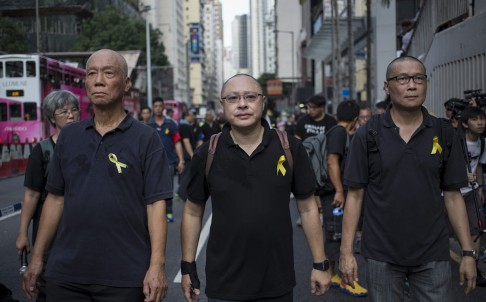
xmin=387 ymin=74 xmax=427 ymax=85
xmin=55 ymin=108 xmax=80 ymax=117
xmin=221 ymin=93 xmax=263 ymax=104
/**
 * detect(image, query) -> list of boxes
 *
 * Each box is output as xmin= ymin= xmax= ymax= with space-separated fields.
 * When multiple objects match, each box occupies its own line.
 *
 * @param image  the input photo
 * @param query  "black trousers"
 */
xmin=46 ymin=279 xmax=145 ymax=302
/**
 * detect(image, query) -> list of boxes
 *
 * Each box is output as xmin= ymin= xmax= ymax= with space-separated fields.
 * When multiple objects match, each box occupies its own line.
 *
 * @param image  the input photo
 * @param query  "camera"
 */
xmin=445 ymin=89 xmax=486 ymax=118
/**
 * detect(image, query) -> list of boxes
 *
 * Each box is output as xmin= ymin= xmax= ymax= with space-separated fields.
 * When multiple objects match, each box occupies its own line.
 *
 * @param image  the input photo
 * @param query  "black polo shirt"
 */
xmin=45 ymin=115 xmax=173 ymax=286
xmin=187 ymin=120 xmax=315 ymax=300
xmin=344 ymin=107 xmax=467 ymax=266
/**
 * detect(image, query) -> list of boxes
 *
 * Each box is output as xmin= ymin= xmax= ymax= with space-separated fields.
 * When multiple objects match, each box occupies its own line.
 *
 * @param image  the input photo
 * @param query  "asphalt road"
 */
xmin=1 ymin=175 xmax=485 ymax=301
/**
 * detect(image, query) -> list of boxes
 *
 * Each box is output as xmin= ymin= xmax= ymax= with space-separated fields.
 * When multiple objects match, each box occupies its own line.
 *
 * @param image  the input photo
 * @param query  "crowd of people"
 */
xmin=14 ymin=50 xmax=486 ymax=302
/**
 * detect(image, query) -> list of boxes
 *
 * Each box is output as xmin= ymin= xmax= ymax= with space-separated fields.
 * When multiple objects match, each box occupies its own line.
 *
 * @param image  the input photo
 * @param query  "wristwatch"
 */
xmin=462 ymin=250 xmax=478 ymax=260
xmin=313 ymin=260 xmax=330 ymax=271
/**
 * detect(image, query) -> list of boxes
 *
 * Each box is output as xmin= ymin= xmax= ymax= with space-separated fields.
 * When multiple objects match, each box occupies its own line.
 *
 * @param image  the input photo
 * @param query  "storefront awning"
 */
xmin=302 ymin=17 xmax=367 ymax=62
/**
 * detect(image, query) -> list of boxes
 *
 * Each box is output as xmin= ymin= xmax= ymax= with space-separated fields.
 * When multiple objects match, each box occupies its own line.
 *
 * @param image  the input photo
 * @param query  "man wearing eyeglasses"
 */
xmin=181 ymin=74 xmax=331 ymax=301
xmin=339 ymin=56 xmax=477 ymax=301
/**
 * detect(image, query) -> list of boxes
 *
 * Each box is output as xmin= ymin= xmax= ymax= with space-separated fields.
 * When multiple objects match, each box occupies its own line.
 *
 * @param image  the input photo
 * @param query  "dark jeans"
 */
xmin=46 ymin=279 xmax=145 ymax=302
xmin=208 ymin=290 xmax=293 ymax=302
xmin=366 ymin=259 xmax=452 ymax=302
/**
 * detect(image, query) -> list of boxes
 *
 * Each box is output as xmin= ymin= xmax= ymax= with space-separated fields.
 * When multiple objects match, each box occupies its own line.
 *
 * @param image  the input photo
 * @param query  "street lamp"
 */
xmin=274 ymin=30 xmax=295 ymax=104
xmin=142 ymin=6 xmax=153 ymax=108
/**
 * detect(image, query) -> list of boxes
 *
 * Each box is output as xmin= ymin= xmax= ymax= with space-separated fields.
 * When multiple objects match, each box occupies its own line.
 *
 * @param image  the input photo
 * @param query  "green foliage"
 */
xmin=0 ymin=17 xmax=28 ymax=53
xmin=71 ymin=6 xmax=168 ymax=66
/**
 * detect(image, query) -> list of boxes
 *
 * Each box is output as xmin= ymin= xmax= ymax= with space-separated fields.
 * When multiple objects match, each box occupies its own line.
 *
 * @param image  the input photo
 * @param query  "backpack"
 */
xmin=205 ymin=129 xmax=293 ymax=178
xmin=302 ymin=125 xmax=348 ymax=193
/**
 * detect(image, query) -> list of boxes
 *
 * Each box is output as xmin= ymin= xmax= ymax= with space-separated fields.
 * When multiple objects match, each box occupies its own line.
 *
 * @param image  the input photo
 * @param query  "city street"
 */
xmin=1 ymin=175 xmax=486 ymax=301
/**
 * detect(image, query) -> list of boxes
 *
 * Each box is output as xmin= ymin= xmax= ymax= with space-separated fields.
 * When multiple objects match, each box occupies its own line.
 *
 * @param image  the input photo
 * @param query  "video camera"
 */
xmin=445 ymin=89 xmax=486 ymax=117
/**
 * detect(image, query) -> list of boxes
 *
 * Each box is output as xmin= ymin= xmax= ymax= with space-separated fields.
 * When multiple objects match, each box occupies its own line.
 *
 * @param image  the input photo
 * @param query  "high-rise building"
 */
xmin=232 ymin=14 xmax=250 ymax=74
xmin=146 ymin=0 xmax=189 ymax=102
xmin=249 ymin=0 xmax=276 ymax=79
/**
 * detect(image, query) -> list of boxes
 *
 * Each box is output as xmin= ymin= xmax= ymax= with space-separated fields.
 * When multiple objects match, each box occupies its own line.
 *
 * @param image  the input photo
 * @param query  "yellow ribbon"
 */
xmin=431 ymin=136 xmax=442 ymax=155
xmin=276 ymin=155 xmax=287 ymax=176
xmin=108 ymin=153 xmax=127 ymax=174
xmin=165 ymin=128 xmax=170 ymax=135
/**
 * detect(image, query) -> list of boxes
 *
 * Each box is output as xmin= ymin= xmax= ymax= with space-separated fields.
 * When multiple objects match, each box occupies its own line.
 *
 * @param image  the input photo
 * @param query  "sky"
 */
xmin=220 ymin=0 xmax=249 ymax=47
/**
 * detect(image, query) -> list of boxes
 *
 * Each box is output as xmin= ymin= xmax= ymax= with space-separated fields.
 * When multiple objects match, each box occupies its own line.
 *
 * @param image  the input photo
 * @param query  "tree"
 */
xmin=71 ymin=6 xmax=168 ymax=66
xmin=0 ymin=17 xmax=28 ymax=53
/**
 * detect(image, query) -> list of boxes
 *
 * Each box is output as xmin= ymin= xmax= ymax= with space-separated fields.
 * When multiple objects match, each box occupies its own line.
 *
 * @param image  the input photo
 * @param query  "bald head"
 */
xmin=386 ymin=55 xmax=426 ymax=79
xmin=87 ymin=49 xmax=128 ymax=77
xmin=221 ymin=74 xmax=263 ymax=97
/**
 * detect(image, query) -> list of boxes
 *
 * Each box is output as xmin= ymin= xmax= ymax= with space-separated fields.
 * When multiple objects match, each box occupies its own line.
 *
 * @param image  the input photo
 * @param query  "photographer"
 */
xmin=459 ymin=107 xmax=486 ymax=286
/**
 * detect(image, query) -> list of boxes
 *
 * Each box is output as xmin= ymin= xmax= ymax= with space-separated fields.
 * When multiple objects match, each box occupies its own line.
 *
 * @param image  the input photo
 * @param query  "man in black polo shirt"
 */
xmin=22 ymin=49 xmax=172 ymax=302
xmin=181 ymin=74 xmax=331 ymax=301
xmin=339 ymin=56 xmax=477 ymax=301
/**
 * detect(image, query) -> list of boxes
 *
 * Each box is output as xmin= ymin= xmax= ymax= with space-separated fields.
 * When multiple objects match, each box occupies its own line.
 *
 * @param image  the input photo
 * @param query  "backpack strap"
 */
xmin=205 ymin=133 xmax=222 ymax=179
xmin=39 ymin=138 xmax=54 ymax=179
xmin=367 ymin=114 xmax=381 ymax=152
xmin=480 ymin=136 xmax=485 ymax=157
xmin=205 ymin=129 xmax=294 ymax=179
xmin=274 ymin=129 xmax=293 ymax=172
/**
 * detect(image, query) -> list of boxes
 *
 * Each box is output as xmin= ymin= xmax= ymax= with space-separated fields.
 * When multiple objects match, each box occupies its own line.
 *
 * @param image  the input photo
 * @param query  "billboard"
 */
xmin=189 ymin=23 xmax=201 ymax=63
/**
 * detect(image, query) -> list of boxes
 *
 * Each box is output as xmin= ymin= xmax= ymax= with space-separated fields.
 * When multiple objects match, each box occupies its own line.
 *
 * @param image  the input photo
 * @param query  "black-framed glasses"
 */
xmin=221 ymin=93 xmax=263 ymax=104
xmin=387 ymin=74 xmax=427 ymax=85
xmin=54 ymin=107 xmax=80 ymax=117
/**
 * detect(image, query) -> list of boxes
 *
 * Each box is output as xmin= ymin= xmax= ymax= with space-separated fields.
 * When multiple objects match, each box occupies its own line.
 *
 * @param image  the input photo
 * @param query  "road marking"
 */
xmin=0 ymin=202 xmax=22 ymax=221
xmin=173 ymin=213 xmax=212 ymax=283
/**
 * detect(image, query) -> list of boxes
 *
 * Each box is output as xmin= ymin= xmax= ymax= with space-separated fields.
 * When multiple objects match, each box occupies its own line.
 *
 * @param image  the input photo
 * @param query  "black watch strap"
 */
xmin=462 ymin=250 xmax=478 ymax=260
xmin=313 ymin=260 xmax=330 ymax=271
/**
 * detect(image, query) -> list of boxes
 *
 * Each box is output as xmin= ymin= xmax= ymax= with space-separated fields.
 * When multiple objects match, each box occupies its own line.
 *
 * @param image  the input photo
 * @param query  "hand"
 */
xmin=459 ymin=256 xmax=476 ymax=294
xmin=177 ymin=161 xmax=185 ymax=175
xmin=16 ymin=234 xmax=30 ymax=259
xmin=333 ymin=192 xmax=345 ymax=208
xmin=22 ymin=255 xmax=43 ymax=300
xmin=181 ymin=274 xmax=201 ymax=302
xmin=310 ymin=269 xmax=331 ymax=296
xmin=467 ymin=172 xmax=475 ymax=183
xmin=143 ymin=265 xmax=168 ymax=302
xmin=339 ymin=253 xmax=358 ymax=288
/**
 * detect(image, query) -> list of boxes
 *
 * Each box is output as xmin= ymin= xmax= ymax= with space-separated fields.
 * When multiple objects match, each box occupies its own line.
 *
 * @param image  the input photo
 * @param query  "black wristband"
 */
xmin=181 ymin=260 xmax=196 ymax=275
xmin=181 ymin=260 xmax=200 ymax=290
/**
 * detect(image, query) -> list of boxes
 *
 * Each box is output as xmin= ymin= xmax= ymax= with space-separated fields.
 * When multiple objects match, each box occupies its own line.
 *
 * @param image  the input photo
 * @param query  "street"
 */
xmin=1 ymin=175 xmax=486 ymax=301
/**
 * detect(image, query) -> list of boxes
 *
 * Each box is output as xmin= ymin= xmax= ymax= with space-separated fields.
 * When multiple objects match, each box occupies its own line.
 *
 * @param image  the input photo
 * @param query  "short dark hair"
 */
xmin=153 ymin=96 xmax=164 ymax=105
xmin=140 ymin=106 xmax=152 ymax=113
xmin=337 ymin=100 xmax=360 ymax=122
xmin=375 ymin=101 xmax=387 ymax=110
xmin=461 ymin=106 xmax=486 ymax=124
xmin=386 ymin=55 xmax=426 ymax=79
xmin=307 ymin=95 xmax=327 ymax=107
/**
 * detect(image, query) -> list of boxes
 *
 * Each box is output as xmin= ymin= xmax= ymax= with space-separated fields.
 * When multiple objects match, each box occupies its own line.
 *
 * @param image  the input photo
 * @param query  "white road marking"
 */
xmin=173 ymin=213 xmax=212 ymax=283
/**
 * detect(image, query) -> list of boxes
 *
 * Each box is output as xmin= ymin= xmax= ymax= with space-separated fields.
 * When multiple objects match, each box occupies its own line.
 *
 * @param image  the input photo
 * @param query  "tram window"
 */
xmin=9 ymin=103 xmax=22 ymax=121
xmin=26 ymin=61 xmax=36 ymax=77
xmin=24 ymin=102 xmax=37 ymax=121
xmin=0 ymin=62 xmax=3 ymax=78
xmin=6 ymin=61 xmax=24 ymax=78
xmin=0 ymin=103 xmax=7 ymax=121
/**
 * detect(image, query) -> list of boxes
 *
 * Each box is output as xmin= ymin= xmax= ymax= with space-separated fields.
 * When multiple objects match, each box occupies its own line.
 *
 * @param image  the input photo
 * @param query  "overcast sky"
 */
xmin=220 ymin=0 xmax=249 ymax=47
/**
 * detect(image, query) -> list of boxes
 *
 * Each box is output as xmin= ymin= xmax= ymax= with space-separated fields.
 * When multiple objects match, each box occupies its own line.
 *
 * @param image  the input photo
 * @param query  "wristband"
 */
xmin=181 ymin=260 xmax=200 ymax=290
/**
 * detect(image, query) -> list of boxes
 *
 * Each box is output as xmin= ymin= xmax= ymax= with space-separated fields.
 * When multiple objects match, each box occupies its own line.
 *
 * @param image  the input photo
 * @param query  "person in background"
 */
xmin=284 ymin=114 xmax=297 ymax=136
xmin=358 ymin=107 xmax=372 ymax=127
xmin=200 ymin=109 xmax=221 ymax=142
xmin=459 ymin=106 xmax=486 ymax=286
xmin=181 ymin=74 xmax=331 ymax=301
xmin=374 ymin=101 xmax=387 ymax=114
xmin=340 ymin=55 xmax=476 ymax=301
xmin=22 ymin=49 xmax=171 ymax=302
xmin=140 ymin=106 xmax=152 ymax=124
xmin=149 ymin=97 xmax=185 ymax=222
xmin=177 ymin=109 xmax=203 ymax=202
xmin=295 ymin=95 xmax=337 ymax=226
xmin=16 ymin=90 xmax=80 ymax=302
xmin=400 ymin=19 xmax=415 ymax=55
xmin=322 ymin=100 xmax=368 ymax=296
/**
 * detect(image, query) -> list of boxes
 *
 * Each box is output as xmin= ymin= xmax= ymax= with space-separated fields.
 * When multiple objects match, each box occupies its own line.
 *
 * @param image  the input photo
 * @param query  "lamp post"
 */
xmin=274 ymin=30 xmax=295 ymax=105
xmin=142 ymin=6 xmax=153 ymax=108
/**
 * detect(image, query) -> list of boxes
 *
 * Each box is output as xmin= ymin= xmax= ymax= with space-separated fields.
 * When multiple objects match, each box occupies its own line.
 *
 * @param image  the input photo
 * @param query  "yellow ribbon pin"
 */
xmin=431 ymin=136 xmax=442 ymax=155
xmin=165 ymin=128 xmax=170 ymax=135
xmin=276 ymin=155 xmax=287 ymax=176
xmin=108 ymin=153 xmax=127 ymax=173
